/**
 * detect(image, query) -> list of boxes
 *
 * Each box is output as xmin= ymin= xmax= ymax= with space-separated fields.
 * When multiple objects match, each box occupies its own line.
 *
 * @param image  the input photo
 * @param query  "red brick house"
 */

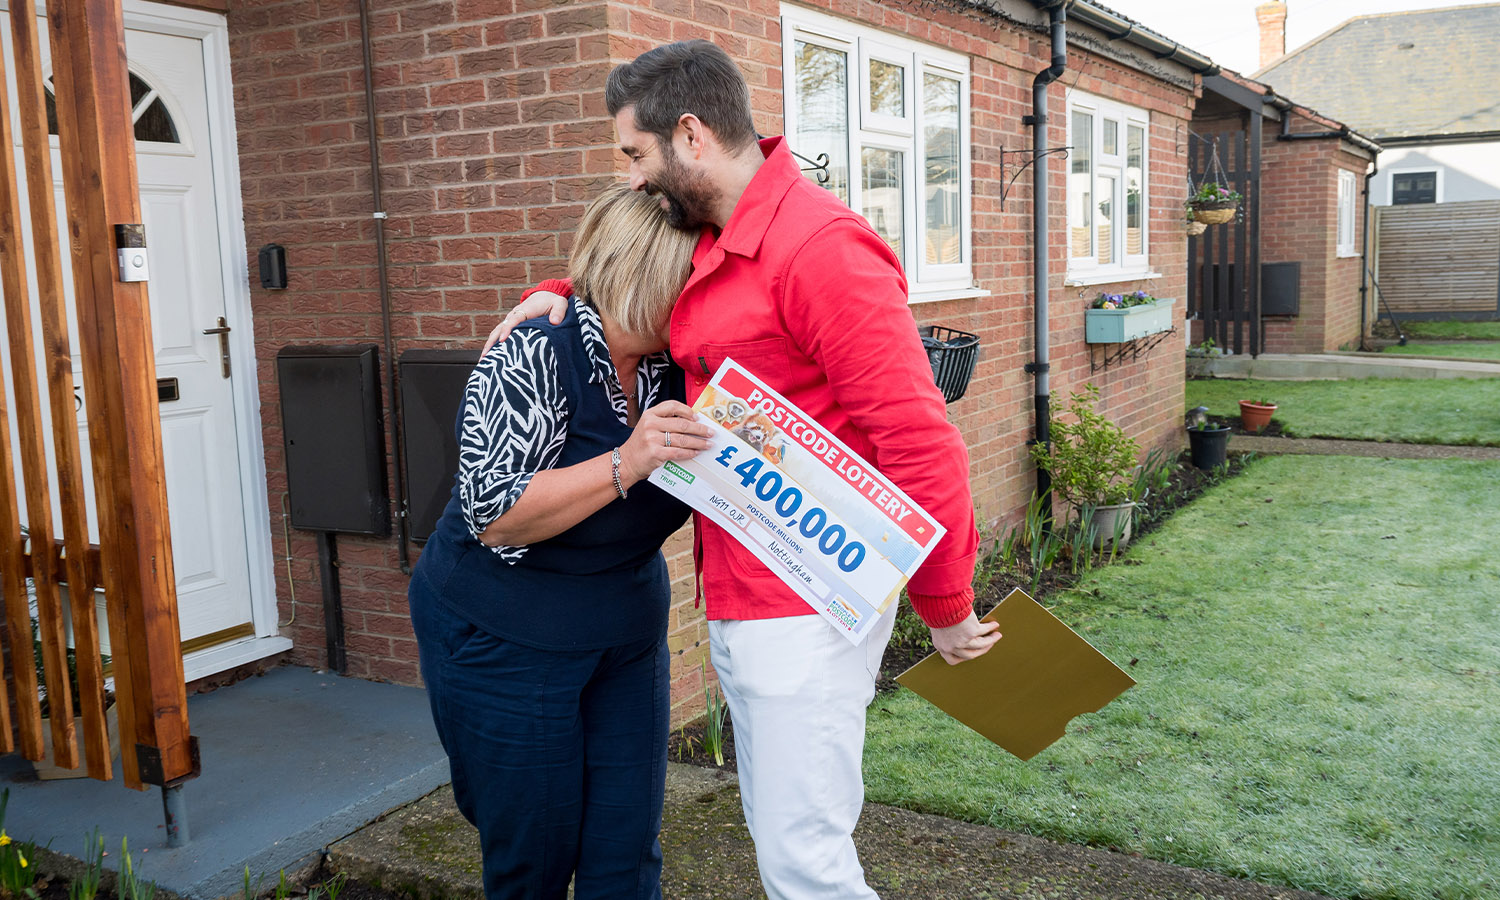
xmin=11 ymin=0 xmax=1220 ymax=724
xmin=1189 ymin=70 xmax=1379 ymax=355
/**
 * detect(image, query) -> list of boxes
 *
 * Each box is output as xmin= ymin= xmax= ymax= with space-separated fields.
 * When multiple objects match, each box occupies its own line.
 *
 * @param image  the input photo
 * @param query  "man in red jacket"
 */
xmin=492 ymin=39 xmax=999 ymax=900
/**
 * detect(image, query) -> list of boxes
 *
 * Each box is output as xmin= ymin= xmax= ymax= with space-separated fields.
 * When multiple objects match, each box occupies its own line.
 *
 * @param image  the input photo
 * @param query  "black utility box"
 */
xmin=276 ymin=344 xmax=390 ymax=535
xmin=1261 ymin=262 xmax=1301 ymax=316
xmin=399 ymin=349 xmax=480 ymax=542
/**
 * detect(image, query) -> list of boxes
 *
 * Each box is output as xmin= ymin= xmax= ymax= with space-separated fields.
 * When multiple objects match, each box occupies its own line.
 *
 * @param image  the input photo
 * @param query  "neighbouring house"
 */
xmin=2 ymin=0 xmax=1224 ymax=764
xmin=1254 ymin=2 xmax=1500 ymax=320
xmin=1188 ymin=68 xmax=1379 ymax=355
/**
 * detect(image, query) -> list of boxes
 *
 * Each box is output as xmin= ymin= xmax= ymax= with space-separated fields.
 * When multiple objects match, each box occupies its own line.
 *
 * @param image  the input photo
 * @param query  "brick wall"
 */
xmin=226 ymin=0 xmax=1193 ymax=724
xmin=1258 ymin=116 xmax=1370 ymax=353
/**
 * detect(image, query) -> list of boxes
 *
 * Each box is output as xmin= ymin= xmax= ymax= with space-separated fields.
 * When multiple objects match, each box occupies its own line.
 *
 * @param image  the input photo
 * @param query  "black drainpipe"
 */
xmin=1026 ymin=1 xmax=1067 ymax=516
xmin=358 ymin=0 xmax=412 ymax=574
xmin=1357 ymin=156 xmax=1378 ymax=348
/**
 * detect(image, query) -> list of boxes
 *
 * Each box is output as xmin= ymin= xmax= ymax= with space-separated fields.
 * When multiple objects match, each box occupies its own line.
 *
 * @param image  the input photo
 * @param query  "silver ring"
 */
xmin=664 ymin=432 xmax=672 ymax=447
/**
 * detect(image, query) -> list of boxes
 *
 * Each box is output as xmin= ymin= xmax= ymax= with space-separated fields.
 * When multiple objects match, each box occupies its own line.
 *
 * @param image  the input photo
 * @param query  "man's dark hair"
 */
xmin=606 ymin=40 xmax=758 ymax=152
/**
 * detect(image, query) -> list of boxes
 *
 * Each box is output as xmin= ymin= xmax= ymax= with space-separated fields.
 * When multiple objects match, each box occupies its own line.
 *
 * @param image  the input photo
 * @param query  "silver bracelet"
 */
xmin=610 ymin=447 xmax=628 ymax=499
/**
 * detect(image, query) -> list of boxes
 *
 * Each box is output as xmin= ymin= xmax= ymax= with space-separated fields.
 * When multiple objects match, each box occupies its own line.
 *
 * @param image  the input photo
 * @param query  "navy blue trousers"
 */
xmin=410 ymin=578 xmax=668 ymax=900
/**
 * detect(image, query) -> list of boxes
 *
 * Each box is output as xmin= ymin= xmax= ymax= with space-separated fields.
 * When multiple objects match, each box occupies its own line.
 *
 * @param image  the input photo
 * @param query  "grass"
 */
xmin=1382 ymin=341 xmax=1500 ymax=361
xmin=864 ymin=455 xmax=1500 ymax=900
xmin=1185 ymin=377 xmax=1500 ymax=446
xmin=1381 ymin=320 xmax=1500 ymax=341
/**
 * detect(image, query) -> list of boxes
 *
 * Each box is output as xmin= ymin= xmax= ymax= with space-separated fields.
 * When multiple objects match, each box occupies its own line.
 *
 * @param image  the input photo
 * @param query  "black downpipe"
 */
xmin=358 ymin=0 xmax=412 ymax=574
xmin=316 ymin=531 xmax=347 ymax=675
xmin=1358 ymin=158 xmax=1378 ymax=348
xmin=1029 ymin=3 xmax=1067 ymax=518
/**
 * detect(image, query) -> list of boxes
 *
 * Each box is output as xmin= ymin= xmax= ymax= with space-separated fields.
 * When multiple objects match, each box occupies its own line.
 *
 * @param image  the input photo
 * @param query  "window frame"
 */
xmin=781 ymin=5 xmax=975 ymax=300
xmin=1065 ymin=90 xmax=1152 ymax=281
xmin=1336 ymin=168 xmax=1358 ymax=258
xmin=1388 ymin=167 xmax=1440 ymax=206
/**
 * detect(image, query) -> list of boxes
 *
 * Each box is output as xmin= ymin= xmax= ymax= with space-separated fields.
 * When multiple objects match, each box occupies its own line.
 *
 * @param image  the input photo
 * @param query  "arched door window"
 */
xmin=45 ymin=71 xmax=180 ymax=143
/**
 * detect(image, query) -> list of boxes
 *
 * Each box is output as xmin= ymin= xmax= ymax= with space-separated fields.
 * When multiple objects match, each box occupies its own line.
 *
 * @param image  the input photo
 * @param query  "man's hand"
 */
xmin=483 ymin=291 xmax=570 ymax=353
xmin=930 ymin=610 xmax=1001 ymax=665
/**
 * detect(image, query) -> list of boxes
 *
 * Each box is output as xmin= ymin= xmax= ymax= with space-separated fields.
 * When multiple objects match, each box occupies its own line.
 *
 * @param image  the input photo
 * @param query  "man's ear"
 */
xmin=677 ymin=113 xmax=709 ymax=159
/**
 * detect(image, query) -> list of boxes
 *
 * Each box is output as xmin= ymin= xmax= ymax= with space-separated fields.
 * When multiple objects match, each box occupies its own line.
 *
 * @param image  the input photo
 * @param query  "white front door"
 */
xmin=3 ymin=7 xmax=276 ymax=669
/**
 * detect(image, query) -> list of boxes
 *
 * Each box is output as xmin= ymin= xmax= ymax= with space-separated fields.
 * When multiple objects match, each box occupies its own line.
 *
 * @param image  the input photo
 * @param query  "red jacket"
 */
xmin=533 ymin=137 xmax=978 ymax=628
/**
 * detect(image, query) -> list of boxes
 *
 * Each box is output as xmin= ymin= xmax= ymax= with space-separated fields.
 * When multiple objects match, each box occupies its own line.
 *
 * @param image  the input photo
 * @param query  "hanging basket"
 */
xmin=1190 ymin=201 xmax=1238 ymax=225
xmin=919 ymin=325 xmax=980 ymax=404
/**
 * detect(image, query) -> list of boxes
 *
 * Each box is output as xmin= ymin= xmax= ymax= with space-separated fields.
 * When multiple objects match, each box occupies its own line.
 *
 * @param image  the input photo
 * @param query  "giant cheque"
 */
xmin=648 ymin=359 xmax=947 ymax=645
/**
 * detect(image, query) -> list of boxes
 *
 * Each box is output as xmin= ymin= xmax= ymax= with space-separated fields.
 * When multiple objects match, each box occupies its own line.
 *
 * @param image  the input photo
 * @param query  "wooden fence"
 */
xmin=1373 ymin=200 xmax=1500 ymax=319
xmin=0 ymin=0 xmax=193 ymax=791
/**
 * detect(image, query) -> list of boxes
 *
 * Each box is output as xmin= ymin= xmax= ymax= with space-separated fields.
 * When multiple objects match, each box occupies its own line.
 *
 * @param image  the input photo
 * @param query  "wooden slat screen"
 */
xmin=0 ymin=0 xmax=192 ymax=790
xmin=1374 ymin=200 xmax=1500 ymax=316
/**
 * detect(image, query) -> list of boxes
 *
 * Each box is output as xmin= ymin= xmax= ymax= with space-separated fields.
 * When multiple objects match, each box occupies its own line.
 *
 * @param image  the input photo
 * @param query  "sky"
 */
xmin=1095 ymin=0 xmax=1481 ymax=74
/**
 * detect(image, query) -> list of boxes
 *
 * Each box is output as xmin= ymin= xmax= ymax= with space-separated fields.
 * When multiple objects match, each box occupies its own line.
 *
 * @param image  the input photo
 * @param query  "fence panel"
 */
xmin=1374 ymin=200 xmax=1500 ymax=318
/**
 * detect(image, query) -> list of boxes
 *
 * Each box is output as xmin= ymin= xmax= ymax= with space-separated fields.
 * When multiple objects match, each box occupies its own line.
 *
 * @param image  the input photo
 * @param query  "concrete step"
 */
xmin=1190 ymin=351 xmax=1500 ymax=380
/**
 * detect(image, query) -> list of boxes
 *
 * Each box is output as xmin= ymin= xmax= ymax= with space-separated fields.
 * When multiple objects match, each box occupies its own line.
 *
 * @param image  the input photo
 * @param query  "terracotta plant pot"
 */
xmin=1238 ymin=400 xmax=1276 ymax=432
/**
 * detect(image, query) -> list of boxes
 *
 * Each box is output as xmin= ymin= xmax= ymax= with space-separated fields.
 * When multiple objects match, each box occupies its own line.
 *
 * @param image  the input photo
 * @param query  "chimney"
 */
xmin=1256 ymin=1 xmax=1287 ymax=69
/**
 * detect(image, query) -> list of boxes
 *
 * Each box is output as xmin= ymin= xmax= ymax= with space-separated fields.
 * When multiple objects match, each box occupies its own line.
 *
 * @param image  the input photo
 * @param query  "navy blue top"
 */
xmin=414 ymin=301 xmax=689 ymax=651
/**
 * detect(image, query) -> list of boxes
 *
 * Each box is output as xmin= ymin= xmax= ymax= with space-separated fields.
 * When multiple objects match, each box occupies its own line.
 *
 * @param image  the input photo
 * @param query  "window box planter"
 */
xmin=1085 ymin=298 xmax=1175 ymax=344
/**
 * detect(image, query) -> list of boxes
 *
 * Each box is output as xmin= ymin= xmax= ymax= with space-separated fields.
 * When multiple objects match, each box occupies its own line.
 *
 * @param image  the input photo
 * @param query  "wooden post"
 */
xmin=0 ymin=2 xmax=75 ymax=769
xmin=9 ymin=3 xmax=111 ymax=779
xmin=46 ymin=0 xmax=192 ymax=791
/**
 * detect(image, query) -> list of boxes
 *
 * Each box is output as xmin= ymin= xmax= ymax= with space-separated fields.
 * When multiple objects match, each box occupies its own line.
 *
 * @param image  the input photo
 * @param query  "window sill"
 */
xmin=909 ymin=287 xmax=990 ymax=305
xmin=1064 ymin=270 xmax=1163 ymax=287
xmin=1336 ymin=250 xmax=1360 ymax=259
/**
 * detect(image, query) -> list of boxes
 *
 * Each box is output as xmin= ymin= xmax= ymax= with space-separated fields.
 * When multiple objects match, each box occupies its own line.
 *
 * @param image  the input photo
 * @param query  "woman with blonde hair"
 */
xmin=408 ymin=184 xmax=712 ymax=900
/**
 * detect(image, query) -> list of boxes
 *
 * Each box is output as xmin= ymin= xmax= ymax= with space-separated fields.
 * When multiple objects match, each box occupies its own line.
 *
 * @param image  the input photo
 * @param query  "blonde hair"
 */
xmin=570 ymin=184 xmax=697 ymax=337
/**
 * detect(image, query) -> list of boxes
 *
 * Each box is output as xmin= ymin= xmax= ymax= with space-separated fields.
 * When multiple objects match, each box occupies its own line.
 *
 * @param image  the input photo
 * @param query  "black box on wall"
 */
xmin=399 ymin=349 xmax=480 ymax=542
xmin=276 ymin=344 xmax=390 ymax=535
xmin=1262 ymin=262 xmax=1301 ymax=316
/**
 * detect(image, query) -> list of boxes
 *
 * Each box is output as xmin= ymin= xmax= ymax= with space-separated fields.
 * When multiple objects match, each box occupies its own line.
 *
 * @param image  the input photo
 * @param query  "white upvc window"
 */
xmin=781 ymin=5 xmax=974 ymax=300
xmin=1336 ymin=169 xmax=1358 ymax=257
xmin=1066 ymin=91 xmax=1151 ymax=281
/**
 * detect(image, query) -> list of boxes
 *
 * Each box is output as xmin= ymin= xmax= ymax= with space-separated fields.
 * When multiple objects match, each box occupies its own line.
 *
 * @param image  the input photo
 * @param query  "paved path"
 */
xmin=1193 ymin=351 xmax=1500 ymax=381
xmin=1234 ymin=435 xmax=1500 ymax=460
xmin=331 ymin=766 xmax=1333 ymax=900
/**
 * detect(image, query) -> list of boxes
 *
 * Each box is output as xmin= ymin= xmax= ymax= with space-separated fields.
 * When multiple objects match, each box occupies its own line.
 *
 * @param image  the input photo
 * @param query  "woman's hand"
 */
xmin=484 ymin=291 xmax=570 ymax=353
xmin=617 ymin=401 xmax=714 ymax=486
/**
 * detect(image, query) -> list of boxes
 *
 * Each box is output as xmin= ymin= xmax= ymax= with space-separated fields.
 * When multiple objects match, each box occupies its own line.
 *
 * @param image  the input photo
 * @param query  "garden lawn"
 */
xmin=865 ymin=456 xmax=1499 ymax=900
xmin=1387 ymin=321 xmax=1500 ymax=341
xmin=1185 ymin=377 xmax=1500 ymax=446
xmin=1382 ymin=341 xmax=1500 ymax=361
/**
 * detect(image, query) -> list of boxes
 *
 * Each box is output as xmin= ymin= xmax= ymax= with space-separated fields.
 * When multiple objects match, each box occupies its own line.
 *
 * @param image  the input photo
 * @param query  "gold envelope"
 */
xmin=895 ymin=587 xmax=1135 ymax=761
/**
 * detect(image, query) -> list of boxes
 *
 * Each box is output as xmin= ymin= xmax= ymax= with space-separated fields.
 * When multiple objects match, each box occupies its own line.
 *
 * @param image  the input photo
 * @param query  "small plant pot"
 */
xmin=35 ymin=701 xmax=120 ymax=780
xmin=1188 ymin=426 xmax=1231 ymax=469
xmin=1089 ymin=501 xmax=1135 ymax=549
xmin=1238 ymin=400 xmax=1277 ymax=432
xmin=1185 ymin=220 xmax=1208 ymax=237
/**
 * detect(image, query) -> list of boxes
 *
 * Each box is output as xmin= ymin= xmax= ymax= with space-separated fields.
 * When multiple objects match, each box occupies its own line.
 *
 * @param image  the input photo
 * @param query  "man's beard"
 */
xmin=646 ymin=145 xmax=716 ymax=230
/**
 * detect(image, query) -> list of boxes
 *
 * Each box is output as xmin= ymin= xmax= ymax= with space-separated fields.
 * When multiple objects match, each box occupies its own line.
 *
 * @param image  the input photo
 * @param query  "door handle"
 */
xmin=202 ymin=316 xmax=231 ymax=378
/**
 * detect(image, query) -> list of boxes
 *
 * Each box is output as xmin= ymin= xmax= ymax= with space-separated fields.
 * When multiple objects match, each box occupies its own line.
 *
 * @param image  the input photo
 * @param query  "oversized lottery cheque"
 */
xmin=647 ymin=359 xmax=947 ymax=645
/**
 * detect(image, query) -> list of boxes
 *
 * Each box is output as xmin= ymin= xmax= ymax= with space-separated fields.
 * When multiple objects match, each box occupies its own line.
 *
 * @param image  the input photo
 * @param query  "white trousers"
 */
xmin=708 ymin=609 xmax=897 ymax=900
